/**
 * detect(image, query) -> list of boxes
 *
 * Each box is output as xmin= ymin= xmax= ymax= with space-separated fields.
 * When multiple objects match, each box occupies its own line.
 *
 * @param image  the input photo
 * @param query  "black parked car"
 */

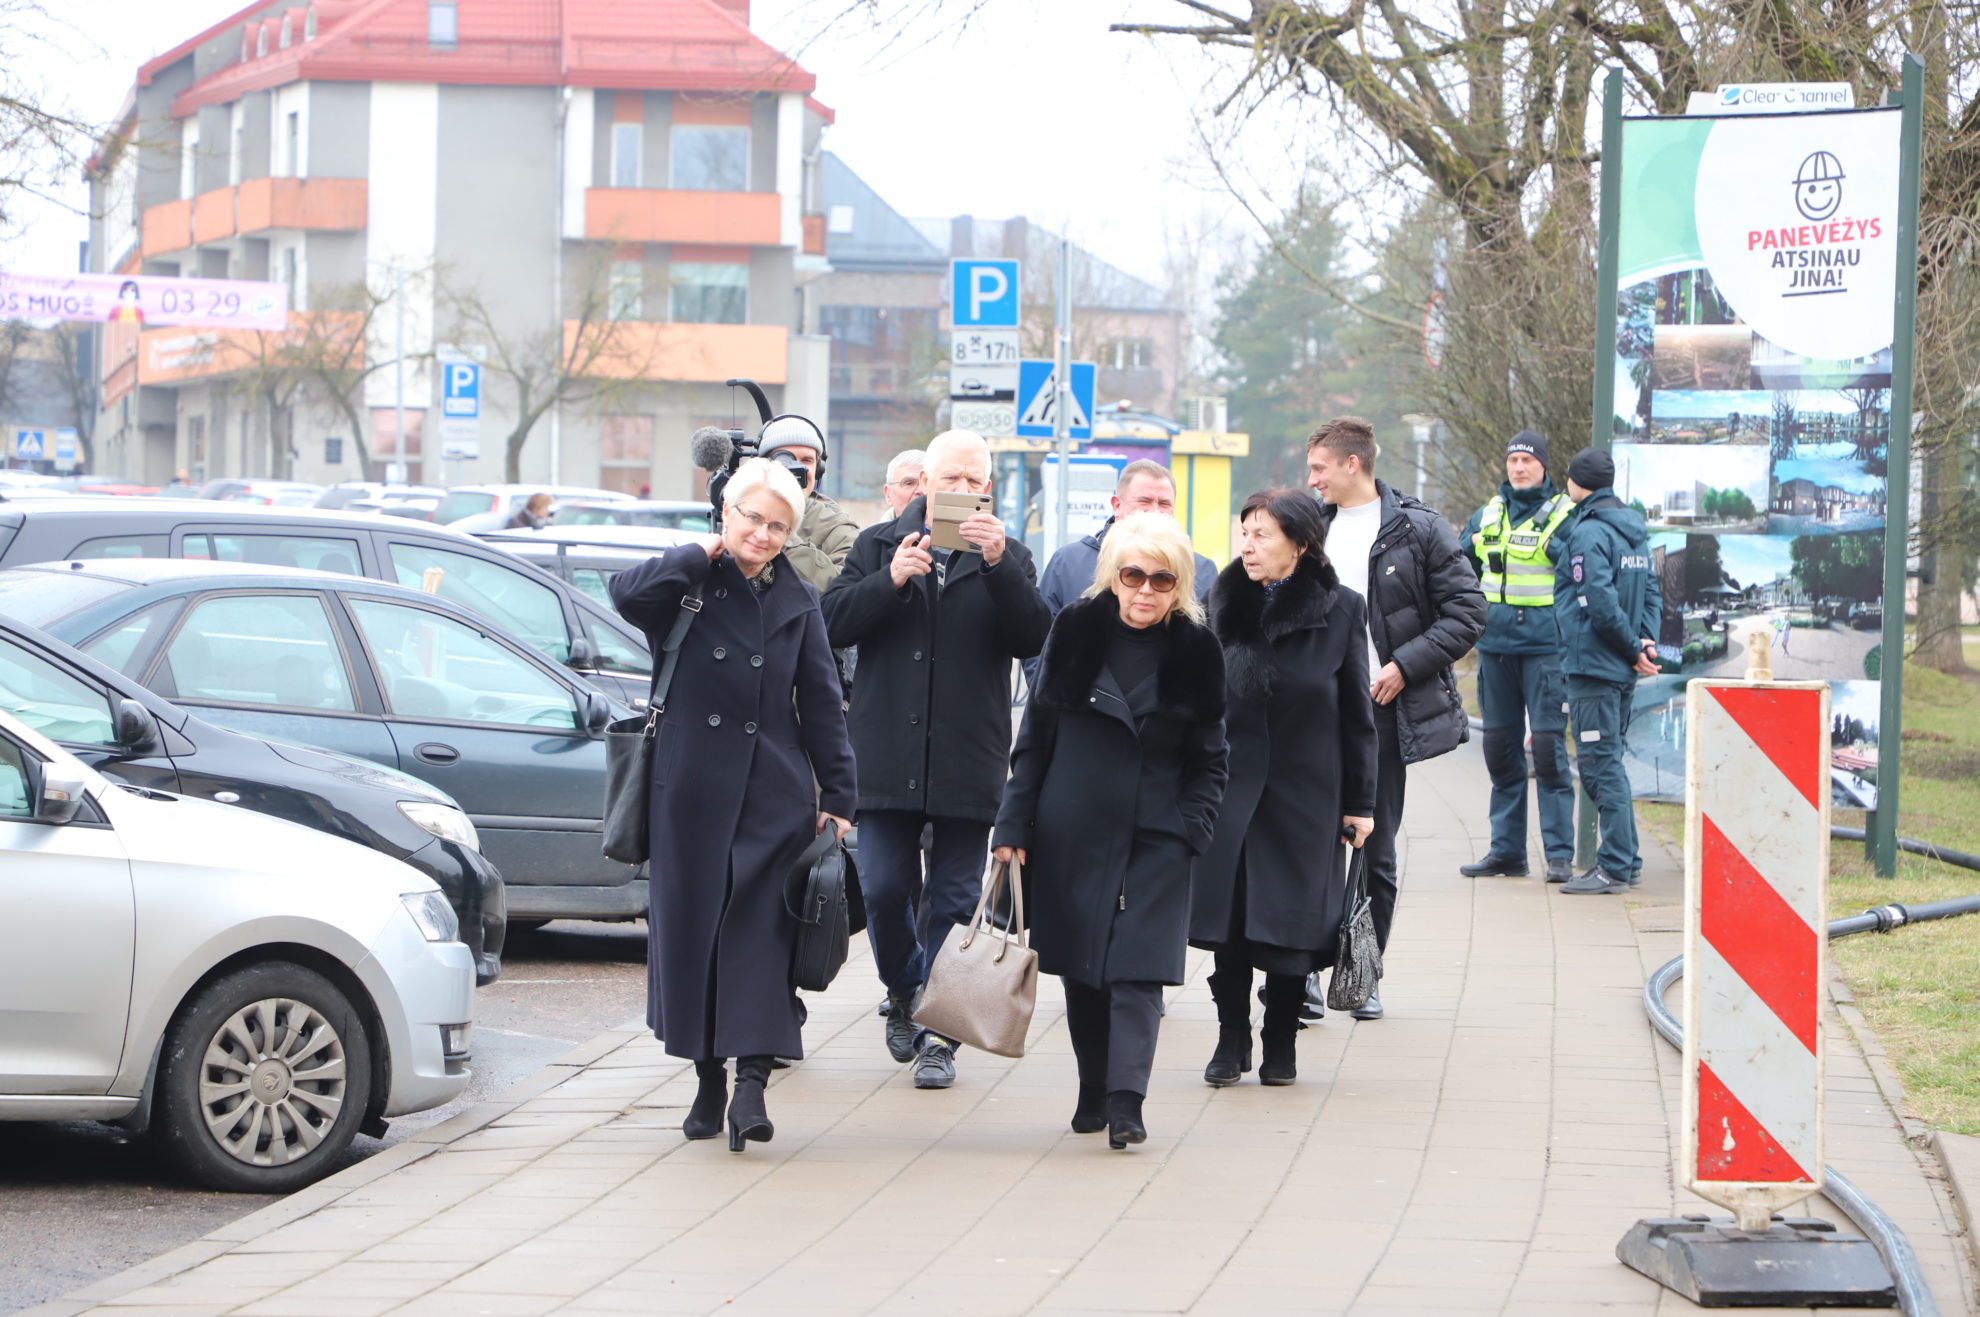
xmin=0 ymin=613 xmax=505 ymax=982
xmin=0 ymin=558 xmax=643 ymax=924
xmin=0 ymin=494 xmax=653 ymax=708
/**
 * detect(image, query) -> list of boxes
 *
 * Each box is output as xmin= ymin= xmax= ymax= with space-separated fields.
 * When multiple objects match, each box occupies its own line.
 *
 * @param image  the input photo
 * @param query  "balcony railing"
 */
xmin=564 ymin=320 xmax=788 ymax=384
xmin=583 ymin=189 xmax=780 ymax=246
xmin=140 ymin=178 xmax=368 ymax=258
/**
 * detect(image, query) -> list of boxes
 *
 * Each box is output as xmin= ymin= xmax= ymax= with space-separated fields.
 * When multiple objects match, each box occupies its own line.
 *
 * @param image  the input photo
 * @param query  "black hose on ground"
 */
xmin=1832 ymin=825 xmax=1980 ymax=875
xmin=1642 ymin=890 xmax=1980 ymax=1317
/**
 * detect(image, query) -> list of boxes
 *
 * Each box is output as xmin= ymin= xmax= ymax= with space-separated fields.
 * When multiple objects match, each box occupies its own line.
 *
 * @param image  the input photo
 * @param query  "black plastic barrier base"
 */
xmin=1618 ymin=1215 xmax=1898 ymax=1307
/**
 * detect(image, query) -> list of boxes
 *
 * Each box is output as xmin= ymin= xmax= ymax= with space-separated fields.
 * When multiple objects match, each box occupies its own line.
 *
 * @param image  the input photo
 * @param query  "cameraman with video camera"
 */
xmin=757 ymin=415 xmax=859 ymax=594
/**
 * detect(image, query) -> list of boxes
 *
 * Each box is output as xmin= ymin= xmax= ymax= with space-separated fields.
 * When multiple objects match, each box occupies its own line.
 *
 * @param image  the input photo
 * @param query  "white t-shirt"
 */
xmin=1327 ymin=496 xmax=1385 ymax=678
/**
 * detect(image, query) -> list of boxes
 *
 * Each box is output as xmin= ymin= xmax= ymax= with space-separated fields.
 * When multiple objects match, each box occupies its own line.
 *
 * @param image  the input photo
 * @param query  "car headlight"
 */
xmin=397 ymin=801 xmax=480 ymax=853
xmin=400 ymin=889 xmax=460 ymax=943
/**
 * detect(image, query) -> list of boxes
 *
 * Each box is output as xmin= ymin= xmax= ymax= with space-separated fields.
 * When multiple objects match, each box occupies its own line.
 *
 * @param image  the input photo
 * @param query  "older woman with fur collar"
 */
xmin=1191 ymin=489 xmax=1378 ymax=1088
xmin=993 ymin=514 xmax=1228 ymax=1150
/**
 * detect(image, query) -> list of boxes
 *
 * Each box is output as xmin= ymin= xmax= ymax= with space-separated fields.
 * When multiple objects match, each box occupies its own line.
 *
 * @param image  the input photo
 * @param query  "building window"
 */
xmin=180 ymin=122 xmax=200 ymax=200
xmin=671 ymin=125 xmax=747 ymax=191
xmin=304 ymin=5 xmax=317 ymax=40
xmin=229 ymin=111 xmax=244 ymax=185
xmin=670 ymin=262 xmax=747 ymax=324
xmin=1105 ymin=337 xmax=1155 ymax=370
xmin=257 ymin=23 xmax=268 ymax=56
xmin=280 ymin=13 xmax=292 ymax=47
xmin=284 ymin=111 xmax=301 ymax=177
xmin=240 ymin=26 xmax=252 ymax=61
xmin=608 ymin=261 xmax=643 ymax=321
xmin=599 ymin=415 xmax=653 ymax=496
xmin=324 ymin=436 xmax=343 ymax=465
xmin=611 ymin=122 xmax=642 ymax=189
xmin=427 ymin=1 xmax=457 ymax=47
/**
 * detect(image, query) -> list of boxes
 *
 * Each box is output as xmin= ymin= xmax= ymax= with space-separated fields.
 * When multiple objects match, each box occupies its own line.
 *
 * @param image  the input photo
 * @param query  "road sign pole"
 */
xmin=1053 ymin=236 xmax=1071 ymax=554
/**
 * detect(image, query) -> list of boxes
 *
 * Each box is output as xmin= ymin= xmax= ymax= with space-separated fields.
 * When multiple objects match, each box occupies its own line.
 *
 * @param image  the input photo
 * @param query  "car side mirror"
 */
xmin=581 ymin=690 xmax=613 ymax=736
xmin=36 ymin=765 xmax=88 ymax=825
xmin=114 ymin=698 xmax=161 ymax=754
xmin=566 ymin=635 xmax=599 ymax=670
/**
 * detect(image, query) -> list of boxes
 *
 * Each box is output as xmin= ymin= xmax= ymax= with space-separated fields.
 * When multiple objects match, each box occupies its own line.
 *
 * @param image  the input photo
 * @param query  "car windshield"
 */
xmin=0 ymin=570 xmax=131 ymax=628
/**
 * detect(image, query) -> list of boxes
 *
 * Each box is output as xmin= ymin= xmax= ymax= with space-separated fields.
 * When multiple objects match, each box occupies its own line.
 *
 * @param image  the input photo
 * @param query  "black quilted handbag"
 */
xmin=1327 ymin=840 xmax=1383 ymax=1011
xmin=786 ymin=829 xmax=863 ymax=993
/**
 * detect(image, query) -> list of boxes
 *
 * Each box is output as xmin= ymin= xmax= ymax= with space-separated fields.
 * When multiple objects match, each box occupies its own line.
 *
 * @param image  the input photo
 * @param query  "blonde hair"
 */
xmin=1086 ymin=511 xmax=1204 ymax=624
xmin=722 ymin=456 xmax=804 ymax=529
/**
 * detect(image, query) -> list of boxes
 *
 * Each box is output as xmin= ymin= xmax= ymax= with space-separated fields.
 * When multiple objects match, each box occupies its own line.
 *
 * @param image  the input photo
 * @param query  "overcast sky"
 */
xmin=5 ymin=0 xmax=1263 ymax=290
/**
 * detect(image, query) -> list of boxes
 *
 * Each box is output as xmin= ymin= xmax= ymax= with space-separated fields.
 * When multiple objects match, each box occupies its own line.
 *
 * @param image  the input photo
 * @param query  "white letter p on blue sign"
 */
xmin=951 ymin=259 xmax=1019 ymax=328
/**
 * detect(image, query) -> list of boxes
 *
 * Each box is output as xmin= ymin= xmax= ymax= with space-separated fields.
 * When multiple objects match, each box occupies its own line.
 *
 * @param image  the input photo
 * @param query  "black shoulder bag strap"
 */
xmin=643 ymin=581 xmax=705 ymax=735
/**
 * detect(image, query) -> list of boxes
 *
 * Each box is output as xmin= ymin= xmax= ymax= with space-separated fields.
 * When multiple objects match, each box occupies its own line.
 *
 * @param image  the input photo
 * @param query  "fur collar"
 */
xmin=1034 ymin=593 xmax=1225 ymax=724
xmin=1210 ymin=553 xmax=1340 ymax=701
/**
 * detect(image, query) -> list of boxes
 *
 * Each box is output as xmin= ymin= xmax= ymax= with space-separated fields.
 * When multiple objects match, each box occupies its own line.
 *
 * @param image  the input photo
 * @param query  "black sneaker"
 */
xmin=1561 ymin=869 xmax=1628 ymax=895
xmin=1545 ymin=858 xmax=1573 ymax=883
xmin=912 ymin=1037 xmax=956 ymax=1089
xmin=1459 ymin=854 xmax=1529 ymax=878
xmin=884 ymin=997 xmax=918 ymax=1063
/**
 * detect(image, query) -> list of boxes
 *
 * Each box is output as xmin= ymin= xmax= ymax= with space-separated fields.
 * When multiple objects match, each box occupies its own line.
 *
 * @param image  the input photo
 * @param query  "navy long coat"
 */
xmin=610 ymin=545 xmax=856 ymax=1061
xmin=992 ymin=595 xmax=1228 ymax=986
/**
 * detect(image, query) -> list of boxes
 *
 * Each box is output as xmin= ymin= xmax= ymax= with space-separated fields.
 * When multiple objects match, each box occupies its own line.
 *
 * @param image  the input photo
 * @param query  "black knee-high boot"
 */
xmin=1063 ymin=983 xmax=1109 ymax=1133
xmin=1204 ymin=956 xmax=1254 ymax=1087
xmin=1259 ymin=973 xmax=1302 ymax=1085
xmin=683 ymin=1059 xmax=727 ymax=1140
xmin=728 ymin=1055 xmax=774 ymax=1151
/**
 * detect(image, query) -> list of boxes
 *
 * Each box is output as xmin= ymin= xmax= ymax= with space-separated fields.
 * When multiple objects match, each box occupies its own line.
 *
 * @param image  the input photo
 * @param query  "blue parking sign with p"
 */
xmin=442 ymin=362 xmax=480 ymax=418
xmin=951 ymin=260 xmax=1018 ymax=328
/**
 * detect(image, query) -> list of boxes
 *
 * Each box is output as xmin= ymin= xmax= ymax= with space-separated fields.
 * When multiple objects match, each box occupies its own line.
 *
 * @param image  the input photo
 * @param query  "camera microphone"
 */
xmin=690 ymin=426 xmax=736 ymax=473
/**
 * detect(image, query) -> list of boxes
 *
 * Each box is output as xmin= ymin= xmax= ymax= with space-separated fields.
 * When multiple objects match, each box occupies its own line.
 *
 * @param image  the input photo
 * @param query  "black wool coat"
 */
xmin=1191 ymin=555 xmax=1380 ymax=958
xmin=821 ymin=496 xmax=1050 ymax=822
xmin=610 ymin=545 xmax=856 ymax=1062
xmin=1321 ymin=479 xmax=1487 ymax=764
xmin=992 ymin=595 xmax=1228 ymax=987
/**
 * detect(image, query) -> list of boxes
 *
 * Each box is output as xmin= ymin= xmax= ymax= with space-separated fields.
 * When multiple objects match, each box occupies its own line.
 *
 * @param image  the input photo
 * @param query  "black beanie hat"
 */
xmin=1506 ymin=430 xmax=1548 ymax=466
xmin=1567 ymin=447 xmax=1616 ymax=491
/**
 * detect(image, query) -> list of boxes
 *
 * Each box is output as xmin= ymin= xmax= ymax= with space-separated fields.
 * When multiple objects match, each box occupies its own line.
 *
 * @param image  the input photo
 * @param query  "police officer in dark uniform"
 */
xmin=1553 ymin=448 xmax=1662 ymax=895
xmin=1457 ymin=431 xmax=1578 ymax=882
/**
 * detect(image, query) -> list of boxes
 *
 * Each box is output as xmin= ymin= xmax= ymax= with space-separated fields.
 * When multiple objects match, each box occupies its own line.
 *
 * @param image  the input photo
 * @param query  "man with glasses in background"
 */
xmin=879 ymin=449 xmax=926 ymax=520
xmin=823 ymin=429 xmax=1051 ymax=1090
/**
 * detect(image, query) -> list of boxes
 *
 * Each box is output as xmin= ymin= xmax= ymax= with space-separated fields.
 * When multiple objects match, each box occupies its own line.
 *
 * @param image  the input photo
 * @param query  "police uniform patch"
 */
xmin=1570 ymin=553 xmax=1584 ymax=583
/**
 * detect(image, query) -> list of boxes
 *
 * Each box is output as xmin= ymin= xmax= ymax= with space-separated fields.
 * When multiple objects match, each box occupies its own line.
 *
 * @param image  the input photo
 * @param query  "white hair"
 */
xmin=886 ymin=448 xmax=927 ymax=482
xmin=926 ymin=429 xmax=990 ymax=467
xmin=722 ymin=456 xmax=804 ymax=529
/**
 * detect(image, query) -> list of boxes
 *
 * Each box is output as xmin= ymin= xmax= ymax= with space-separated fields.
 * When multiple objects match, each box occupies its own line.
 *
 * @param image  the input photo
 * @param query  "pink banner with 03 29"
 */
xmin=0 ymin=270 xmax=288 ymax=331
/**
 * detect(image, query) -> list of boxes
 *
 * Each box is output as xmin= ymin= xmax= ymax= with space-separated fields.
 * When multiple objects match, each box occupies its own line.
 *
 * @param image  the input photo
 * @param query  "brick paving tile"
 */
xmin=33 ymin=751 xmax=1977 ymax=1317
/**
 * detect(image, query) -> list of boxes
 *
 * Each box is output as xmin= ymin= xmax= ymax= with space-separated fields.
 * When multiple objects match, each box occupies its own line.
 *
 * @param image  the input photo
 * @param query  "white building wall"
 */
xmin=561 ymin=87 xmax=594 ymax=240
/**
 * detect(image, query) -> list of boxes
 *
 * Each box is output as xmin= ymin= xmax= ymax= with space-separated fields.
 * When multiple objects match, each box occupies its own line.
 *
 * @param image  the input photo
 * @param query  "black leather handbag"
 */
xmin=785 ymin=829 xmax=863 ymax=993
xmin=599 ymin=583 xmax=702 ymax=865
xmin=1326 ymin=839 xmax=1383 ymax=1011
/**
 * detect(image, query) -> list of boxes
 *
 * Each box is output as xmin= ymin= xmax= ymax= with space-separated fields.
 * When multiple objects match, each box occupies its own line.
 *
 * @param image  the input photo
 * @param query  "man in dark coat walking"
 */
xmin=822 ymin=429 xmax=1051 ymax=1089
xmin=1309 ymin=417 xmax=1487 ymax=1019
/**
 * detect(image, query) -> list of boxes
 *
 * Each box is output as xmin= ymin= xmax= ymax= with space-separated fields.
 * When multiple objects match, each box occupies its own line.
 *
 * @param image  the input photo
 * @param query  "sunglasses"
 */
xmin=1117 ymin=565 xmax=1179 ymax=593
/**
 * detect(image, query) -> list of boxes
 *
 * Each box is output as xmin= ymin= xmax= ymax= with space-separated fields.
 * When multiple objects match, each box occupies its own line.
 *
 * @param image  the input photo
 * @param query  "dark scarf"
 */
xmin=1033 ymin=593 xmax=1226 ymax=724
xmin=1209 ymin=552 xmax=1340 ymax=702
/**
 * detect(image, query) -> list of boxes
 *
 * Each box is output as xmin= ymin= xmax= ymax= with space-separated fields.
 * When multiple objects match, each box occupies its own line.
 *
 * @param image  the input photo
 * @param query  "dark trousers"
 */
xmin=1367 ymin=704 xmax=1408 ymax=953
xmin=1478 ymin=649 xmax=1576 ymax=862
xmin=1063 ymin=979 xmax=1164 ymax=1097
xmin=857 ymin=810 xmax=991 ymax=1001
xmin=1208 ymin=954 xmax=1305 ymax=1038
xmin=1567 ymin=676 xmax=1641 ymax=879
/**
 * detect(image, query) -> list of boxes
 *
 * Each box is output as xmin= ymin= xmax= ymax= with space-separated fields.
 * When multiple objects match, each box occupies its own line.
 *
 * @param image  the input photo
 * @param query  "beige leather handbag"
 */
xmin=912 ymin=857 xmax=1038 ymax=1058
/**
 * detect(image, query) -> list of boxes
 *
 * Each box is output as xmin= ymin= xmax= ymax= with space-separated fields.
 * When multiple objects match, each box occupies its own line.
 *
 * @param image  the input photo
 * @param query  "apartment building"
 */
xmin=86 ymin=0 xmax=832 ymax=494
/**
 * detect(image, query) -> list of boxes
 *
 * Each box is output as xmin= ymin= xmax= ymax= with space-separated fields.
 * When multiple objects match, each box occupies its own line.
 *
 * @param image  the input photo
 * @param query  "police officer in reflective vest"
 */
xmin=1457 ymin=431 xmax=1578 ymax=882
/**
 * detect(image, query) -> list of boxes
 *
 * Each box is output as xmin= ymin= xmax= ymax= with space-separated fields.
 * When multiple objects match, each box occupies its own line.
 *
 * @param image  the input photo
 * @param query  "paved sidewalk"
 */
xmin=31 ymin=748 xmax=1976 ymax=1316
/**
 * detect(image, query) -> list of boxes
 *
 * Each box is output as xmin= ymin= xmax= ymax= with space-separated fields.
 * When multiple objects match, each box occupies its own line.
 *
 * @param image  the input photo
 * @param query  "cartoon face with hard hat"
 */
xmin=1793 ymin=151 xmax=1844 ymax=222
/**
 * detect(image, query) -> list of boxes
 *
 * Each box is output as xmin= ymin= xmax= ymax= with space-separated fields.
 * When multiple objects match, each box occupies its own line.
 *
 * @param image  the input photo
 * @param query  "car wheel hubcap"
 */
xmin=199 ymin=997 xmax=348 ymax=1166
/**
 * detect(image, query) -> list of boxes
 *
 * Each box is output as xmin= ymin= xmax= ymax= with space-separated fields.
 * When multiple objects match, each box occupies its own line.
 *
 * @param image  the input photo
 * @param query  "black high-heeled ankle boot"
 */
xmin=682 ymin=1059 xmax=727 ymax=1140
xmin=1070 ymin=1084 xmax=1106 ymax=1134
xmin=1205 ymin=962 xmax=1255 ymax=1086
xmin=1106 ymin=1090 xmax=1146 ymax=1149
xmin=727 ymin=1055 xmax=775 ymax=1152
xmin=1258 ymin=974 xmax=1300 ymax=1086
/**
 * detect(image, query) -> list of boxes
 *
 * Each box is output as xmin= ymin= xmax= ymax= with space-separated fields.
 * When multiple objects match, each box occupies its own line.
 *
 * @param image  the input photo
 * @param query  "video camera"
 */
xmin=688 ymin=378 xmax=825 ymax=530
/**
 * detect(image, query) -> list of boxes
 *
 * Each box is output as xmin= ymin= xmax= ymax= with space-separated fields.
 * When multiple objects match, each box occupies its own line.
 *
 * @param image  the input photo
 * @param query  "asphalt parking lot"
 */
xmin=0 ymin=920 xmax=649 ymax=1315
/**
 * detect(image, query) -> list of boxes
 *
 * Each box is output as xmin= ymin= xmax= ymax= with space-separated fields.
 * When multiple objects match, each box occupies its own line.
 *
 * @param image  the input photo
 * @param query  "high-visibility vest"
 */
xmin=1473 ymin=492 xmax=1574 ymax=606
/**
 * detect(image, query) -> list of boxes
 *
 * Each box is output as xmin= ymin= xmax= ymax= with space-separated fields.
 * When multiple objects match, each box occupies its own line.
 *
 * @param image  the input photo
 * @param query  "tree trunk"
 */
xmin=1912 ymin=441 xmax=1970 ymax=673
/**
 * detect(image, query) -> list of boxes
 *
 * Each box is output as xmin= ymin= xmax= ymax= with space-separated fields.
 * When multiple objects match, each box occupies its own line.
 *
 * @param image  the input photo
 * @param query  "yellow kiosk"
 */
xmin=1169 ymin=430 xmax=1250 ymax=565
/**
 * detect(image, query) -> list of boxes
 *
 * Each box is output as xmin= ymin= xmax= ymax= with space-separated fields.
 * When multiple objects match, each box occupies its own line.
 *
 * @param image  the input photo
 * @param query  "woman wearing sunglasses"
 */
xmin=993 ymin=513 xmax=1229 ymax=1149
xmin=1191 ymin=489 xmax=1377 ymax=1087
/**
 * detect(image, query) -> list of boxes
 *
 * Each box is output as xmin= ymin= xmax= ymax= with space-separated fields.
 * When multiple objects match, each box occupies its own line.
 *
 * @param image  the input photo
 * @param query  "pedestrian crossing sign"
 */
xmin=1015 ymin=360 xmax=1095 ymax=439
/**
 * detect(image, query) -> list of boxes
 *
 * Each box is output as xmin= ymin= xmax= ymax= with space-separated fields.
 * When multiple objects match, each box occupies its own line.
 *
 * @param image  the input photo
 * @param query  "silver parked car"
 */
xmin=0 ymin=708 xmax=474 ymax=1191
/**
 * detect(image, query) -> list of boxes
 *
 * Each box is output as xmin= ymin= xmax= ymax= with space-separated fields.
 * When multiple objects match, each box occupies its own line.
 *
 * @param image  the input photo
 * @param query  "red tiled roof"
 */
xmin=165 ymin=0 xmax=819 ymax=117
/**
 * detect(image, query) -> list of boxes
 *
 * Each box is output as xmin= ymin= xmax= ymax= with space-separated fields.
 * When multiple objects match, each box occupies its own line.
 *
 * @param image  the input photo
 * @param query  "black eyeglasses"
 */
xmin=1118 ymin=566 xmax=1179 ymax=593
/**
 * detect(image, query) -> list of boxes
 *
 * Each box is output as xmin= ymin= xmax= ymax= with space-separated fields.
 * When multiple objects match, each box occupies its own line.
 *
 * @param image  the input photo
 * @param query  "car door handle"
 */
xmin=414 ymin=742 xmax=460 ymax=766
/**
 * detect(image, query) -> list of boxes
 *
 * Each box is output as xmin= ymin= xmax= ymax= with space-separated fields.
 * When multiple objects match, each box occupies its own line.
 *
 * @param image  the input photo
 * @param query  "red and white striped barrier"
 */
xmin=1681 ymin=673 xmax=1832 ymax=1231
